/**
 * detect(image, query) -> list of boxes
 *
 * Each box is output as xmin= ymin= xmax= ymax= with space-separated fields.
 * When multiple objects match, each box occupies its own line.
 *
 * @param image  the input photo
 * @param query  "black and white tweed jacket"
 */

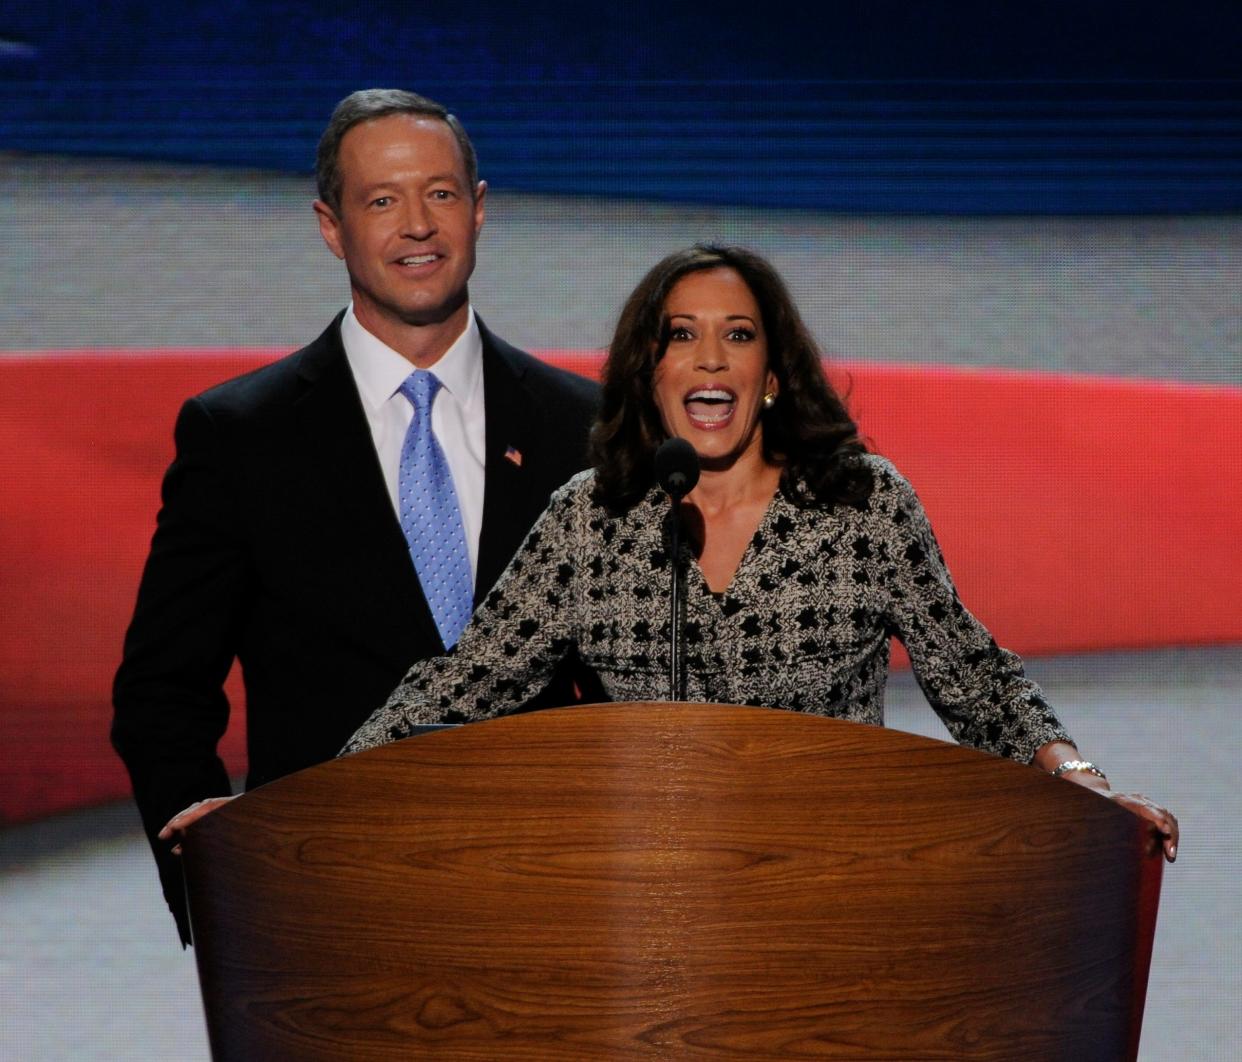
xmin=343 ymin=455 xmax=1070 ymax=764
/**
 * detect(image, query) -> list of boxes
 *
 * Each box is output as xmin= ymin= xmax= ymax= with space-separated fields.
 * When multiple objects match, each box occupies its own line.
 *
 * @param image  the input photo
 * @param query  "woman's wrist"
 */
xmin=1032 ymin=739 xmax=1079 ymax=772
xmin=1051 ymin=759 xmax=1107 ymax=781
xmin=1032 ymin=740 xmax=1111 ymax=790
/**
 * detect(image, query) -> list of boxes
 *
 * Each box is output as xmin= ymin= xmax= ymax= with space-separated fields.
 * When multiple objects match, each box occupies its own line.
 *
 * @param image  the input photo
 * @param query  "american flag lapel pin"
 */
xmin=504 ymin=445 xmax=523 ymax=468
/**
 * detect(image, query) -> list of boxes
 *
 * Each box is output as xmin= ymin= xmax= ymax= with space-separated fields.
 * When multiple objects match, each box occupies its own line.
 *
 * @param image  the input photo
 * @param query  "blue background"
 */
xmin=4 ymin=0 xmax=1240 ymax=213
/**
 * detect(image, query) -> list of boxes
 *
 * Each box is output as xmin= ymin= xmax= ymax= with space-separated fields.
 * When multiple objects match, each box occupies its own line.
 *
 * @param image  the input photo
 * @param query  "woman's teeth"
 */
xmin=685 ymin=389 xmax=735 ymax=423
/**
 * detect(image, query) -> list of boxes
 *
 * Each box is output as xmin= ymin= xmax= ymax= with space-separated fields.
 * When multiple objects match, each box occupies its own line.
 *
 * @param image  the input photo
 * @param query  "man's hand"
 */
xmin=158 ymin=796 xmax=237 ymax=855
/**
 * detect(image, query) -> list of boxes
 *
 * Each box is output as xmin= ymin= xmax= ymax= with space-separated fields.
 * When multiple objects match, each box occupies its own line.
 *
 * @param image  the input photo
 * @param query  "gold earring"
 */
xmin=762 ymin=392 xmax=777 ymax=409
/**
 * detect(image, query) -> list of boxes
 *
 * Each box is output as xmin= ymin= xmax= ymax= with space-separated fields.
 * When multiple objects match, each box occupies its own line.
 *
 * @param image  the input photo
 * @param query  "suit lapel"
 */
xmin=476 ymin=322 xmax=541 ymax=603
xmin=293 ymin=319 xmax=443 ymax=656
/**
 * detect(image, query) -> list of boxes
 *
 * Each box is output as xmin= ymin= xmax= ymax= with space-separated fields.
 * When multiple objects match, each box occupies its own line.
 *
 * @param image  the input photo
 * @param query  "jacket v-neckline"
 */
xmin=671 ymin=485 xmax=785 ymax=603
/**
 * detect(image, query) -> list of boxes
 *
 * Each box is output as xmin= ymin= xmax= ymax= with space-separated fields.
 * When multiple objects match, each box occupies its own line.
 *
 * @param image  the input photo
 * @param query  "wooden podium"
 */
xmin=182 ymin=703 xmax=1163 ymax=1060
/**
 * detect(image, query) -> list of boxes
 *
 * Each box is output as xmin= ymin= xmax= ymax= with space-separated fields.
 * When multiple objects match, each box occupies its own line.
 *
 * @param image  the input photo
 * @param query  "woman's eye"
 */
xmin=668 ymin=326 xmax=693 ymax=341
xmin=727 ymin=328 xmax=755 ymax=342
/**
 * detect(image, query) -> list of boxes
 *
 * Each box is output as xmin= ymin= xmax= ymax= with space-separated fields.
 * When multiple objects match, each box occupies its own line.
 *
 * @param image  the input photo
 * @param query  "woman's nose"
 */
xmin=695 ymin=337 xmax=727 ymax=370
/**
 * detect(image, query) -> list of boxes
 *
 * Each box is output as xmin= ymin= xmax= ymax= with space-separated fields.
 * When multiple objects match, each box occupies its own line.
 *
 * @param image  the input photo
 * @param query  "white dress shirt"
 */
xmin=340 ymin=305 xmax=487 ymax=584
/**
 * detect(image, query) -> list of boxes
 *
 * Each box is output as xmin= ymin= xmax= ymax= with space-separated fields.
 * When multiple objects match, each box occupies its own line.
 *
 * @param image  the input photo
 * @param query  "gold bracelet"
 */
xmin=1052 ymin=759 xmax=1107 ymax=781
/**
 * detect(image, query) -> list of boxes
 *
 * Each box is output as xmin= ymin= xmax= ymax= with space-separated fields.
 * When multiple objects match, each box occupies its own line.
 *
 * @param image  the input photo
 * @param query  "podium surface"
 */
xmin=183 ymin=703 xmax=1162 ymax=1060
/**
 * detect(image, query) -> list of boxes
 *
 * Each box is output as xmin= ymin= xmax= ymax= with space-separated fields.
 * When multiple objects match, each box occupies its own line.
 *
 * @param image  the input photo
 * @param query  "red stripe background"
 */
xmin=2 ymin=351 xmax=1239 ymax=823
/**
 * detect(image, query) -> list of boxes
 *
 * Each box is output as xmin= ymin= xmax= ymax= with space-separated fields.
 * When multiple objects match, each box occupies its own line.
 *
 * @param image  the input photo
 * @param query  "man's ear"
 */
xmin=313 ymin=199 xmax=346 ymax=261
xmin=472 ymin=179 xmax=488 ymax=235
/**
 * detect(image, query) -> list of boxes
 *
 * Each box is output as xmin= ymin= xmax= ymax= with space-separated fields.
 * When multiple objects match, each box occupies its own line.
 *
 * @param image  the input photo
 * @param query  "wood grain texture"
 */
xmin=182 ymin=703 xmax=1162 ymax=1060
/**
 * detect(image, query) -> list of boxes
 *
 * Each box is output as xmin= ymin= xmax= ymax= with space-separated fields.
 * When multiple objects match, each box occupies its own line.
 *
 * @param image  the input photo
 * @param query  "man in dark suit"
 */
xmin=112 ymin=89 xmax=599 ymax=944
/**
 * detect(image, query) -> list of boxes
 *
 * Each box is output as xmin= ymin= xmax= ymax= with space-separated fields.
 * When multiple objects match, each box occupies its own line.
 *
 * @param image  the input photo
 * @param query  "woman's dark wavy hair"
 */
xmin=590 ymin=244 xmax=871 ymax=512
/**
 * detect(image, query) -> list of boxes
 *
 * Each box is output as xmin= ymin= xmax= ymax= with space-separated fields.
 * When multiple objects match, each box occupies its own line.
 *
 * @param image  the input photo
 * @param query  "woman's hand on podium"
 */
xmin=1034 ymin=740 xmax=1178 ymax=862
xmin=1095 ymin=789 xmax=1179 ymax=863
xmin=159 ymin=796 xmax=237 ymax=855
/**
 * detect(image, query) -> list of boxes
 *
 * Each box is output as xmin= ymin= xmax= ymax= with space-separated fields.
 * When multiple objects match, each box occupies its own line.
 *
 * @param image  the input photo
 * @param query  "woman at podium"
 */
xmin=337 ymin=244 xmax=1177 ymax=858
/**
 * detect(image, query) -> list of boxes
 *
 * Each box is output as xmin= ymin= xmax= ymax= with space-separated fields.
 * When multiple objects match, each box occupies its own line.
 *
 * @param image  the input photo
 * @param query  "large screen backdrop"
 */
xmin=2 ymin=4 xmax=1240 ymax=1059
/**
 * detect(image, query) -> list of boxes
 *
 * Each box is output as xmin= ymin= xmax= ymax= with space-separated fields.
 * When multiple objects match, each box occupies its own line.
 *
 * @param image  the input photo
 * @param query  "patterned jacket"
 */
xmin=343 ymin=455 xmax=1071 ymax=763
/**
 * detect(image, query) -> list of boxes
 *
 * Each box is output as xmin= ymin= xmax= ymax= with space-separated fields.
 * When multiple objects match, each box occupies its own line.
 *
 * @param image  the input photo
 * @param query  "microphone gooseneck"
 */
xmin=655 ymin=438 xmax=700 ymax=702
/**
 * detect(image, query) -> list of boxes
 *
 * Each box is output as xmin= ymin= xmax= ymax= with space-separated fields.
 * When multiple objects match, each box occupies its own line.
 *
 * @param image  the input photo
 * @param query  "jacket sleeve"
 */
xmin=876 ymin=465 xmax=1073 ymax=764
xmin=342 ymin=478 xmax=588 ymax=754
xmin=111 ymin=396 xmax=244 ymax=945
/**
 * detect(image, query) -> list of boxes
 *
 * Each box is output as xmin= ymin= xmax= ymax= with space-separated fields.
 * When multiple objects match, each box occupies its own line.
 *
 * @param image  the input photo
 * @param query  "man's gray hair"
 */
xmin=315 ymin=89 xmax=479 ymax=213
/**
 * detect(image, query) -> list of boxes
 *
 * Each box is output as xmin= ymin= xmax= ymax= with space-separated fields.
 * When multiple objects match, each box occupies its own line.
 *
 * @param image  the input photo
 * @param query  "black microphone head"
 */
xmin=654 ymin=437 xmax=700 ymax=499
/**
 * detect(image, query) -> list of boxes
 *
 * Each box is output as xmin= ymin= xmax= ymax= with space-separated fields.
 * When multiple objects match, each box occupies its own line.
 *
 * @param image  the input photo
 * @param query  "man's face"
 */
xmin=315 ymin=114 xmax=486 ymax=342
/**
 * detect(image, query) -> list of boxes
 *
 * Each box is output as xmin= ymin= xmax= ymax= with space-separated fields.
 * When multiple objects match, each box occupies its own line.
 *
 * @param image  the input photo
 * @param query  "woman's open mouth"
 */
xmin=683 ymin=387 xmax=736 ymax=430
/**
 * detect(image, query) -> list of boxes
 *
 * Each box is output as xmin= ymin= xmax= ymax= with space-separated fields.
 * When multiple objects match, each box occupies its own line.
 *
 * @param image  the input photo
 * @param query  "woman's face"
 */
xmin=651 ymin=267 xmax=778 ymax=471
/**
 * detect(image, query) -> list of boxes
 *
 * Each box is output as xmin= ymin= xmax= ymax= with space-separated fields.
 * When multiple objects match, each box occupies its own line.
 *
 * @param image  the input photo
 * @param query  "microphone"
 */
xmin=655 ymin=437 xmax=700 ymax=500
xmin=655 ymin=438 xmax=700 ymax=702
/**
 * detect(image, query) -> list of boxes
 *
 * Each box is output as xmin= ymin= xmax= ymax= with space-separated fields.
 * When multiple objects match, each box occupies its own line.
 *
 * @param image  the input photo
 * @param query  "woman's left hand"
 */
xmin=158 ymin=795 xmax=238 ymax=855
xmin=1059 ymin=771 xmax=1179 ymax=863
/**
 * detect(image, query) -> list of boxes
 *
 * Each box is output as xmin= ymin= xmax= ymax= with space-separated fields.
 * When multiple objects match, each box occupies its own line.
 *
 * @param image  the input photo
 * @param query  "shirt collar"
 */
xmin=340 ymin=305 xmax=484 ymax=413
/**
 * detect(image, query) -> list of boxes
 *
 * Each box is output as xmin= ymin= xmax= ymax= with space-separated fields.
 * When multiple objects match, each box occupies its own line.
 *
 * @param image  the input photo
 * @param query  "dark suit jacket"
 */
xmin=112 ymin=314 xmax=599 ymax=943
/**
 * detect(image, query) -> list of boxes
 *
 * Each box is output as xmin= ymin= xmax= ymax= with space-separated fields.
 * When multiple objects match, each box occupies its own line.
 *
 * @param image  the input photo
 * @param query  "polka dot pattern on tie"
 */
xmin=398 ymin=371 xmax=474 ymax=649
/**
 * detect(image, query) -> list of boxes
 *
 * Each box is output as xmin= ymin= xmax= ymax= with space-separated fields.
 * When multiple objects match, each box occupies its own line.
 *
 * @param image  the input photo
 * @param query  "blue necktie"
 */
xmin=397 ymin=371 xmax=473 ymax=649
